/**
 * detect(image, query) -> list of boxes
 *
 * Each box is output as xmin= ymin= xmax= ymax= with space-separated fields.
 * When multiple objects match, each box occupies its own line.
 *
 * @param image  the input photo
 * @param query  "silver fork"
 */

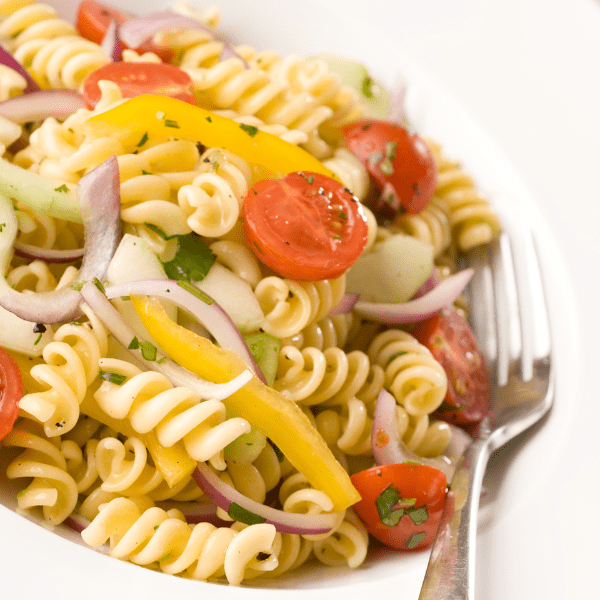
xmin=418 ymin=222 xmax=555 ymax=600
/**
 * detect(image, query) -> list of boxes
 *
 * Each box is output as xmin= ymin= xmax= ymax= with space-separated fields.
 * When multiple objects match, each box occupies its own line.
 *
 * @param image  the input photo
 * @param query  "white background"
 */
xmin=2 ymin=0 xmax=598 ymax=598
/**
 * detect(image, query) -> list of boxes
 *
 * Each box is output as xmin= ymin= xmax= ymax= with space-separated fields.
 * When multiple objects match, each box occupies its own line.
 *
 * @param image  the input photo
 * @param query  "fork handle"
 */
xmin=418 ymin=438 xmax=491 ymax=600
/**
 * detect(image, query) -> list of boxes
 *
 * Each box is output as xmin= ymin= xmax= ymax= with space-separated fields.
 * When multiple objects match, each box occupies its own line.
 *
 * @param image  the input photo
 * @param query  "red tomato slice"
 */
xmin=82 ymin=62 xmax=195 ymax=109
xmin=350 ymin=462 xmax=447 ymax=551
xmin=76 ymin=0 xmax=173 ymax=62
xmin=343 ymin=120 xmax=437 ymax=216
xmin=0 ymin=348 xmax=23 ymax=442
xmin=413 ymin=307 xmax=491 ymax=425
xmin=243 ymin=172 xmax=369 ymax=281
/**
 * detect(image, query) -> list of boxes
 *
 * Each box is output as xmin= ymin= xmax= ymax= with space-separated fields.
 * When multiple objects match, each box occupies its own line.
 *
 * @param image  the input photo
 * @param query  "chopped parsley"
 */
xmin=298 ymin=172 xmax=314 ymax=185
xmin=161 ymin=233 xmax=216 ymax=283
xmin=144 ymin=222 xmax=177 ymax=241
xmin=54 ymin=184 xmax=69 ymax=193
xmin=99 ymin=370 xmax=127 ymax=385
xmin=406 ymin=532 xmax=427 ymax=549
xmin=228 ymin=502 xmax=266 ymax=525
xmin=92 ymin=278 xmax=106 ymax=294
xmin=361 ymin=76 xmax=374 ymax=98
xmin=177 ymin=279 xmax=214 ymax=305
xmin=128 ymin=336 xmax=159 ymax=361
xmin=137 ymin=132 xmax=149 ymax=147
xmin=164 ymin=119 xmax=179 ymax=128
xmin=0 ymin=222 xmax=5 ymax=232
xmin=239 ymin=123 xmax=259 ymax=137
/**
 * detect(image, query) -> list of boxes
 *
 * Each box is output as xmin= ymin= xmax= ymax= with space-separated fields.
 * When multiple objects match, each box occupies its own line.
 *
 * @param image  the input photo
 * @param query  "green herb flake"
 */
xmin=141 ymin=169 xmax=152 ymax=175
xmin=406 ymin=531 xmax=427 ymax=549
xmin=361 ymin=75 xmax=374 ymax=98
xmin=252 ymin=241 xmax=263 ymax=254
xmin=162 ymin=233 xmax=216 ymax=283
xmin=385 ymin=140 xmax=397 ymax=161
xmin=361 ymin=122 xmax=372 ymax=131
xmin=34 ymin=332 xmax=43 ymax=345
xmin=0 ymin=223 xmax=5 ymax=232
xmin=379 ymin=158 xmax=394 ymax=176
xmin=99 ymin=370 xmax=127 ymax=385
xmin=298 ymin=172 xmax=314 ymax=185
xmin=165 ymin=119 xmax=179 ymax=129
xmin=338 ymin=211 xmax=348 ymax=220
xmin=413 ymin=182 xmax=420 ymax=196
xmin=239 ymin=123 xmax=259 ymax=137
xmin=176 ymin=279 xmax=215 ymax=305
xmin=70 ymin=281 xmax=85 ymax=291
xmin=157 ymin=356 xmax=167 ymax=364
xmin=206 ymin=116 xmax=212 ymax=123
xmin=17 ymin=490 xmax=27 ymax=498
xmin=228 ymin=502 xmax=266 ymax=525
xmin=54 ymin=184 xmax=69 ymax=193
xmin=158 ymin=552 xmax=172 ymax=562
xmin=368 ymin=151 xmax=383 ymax=165
xmin=137 ymin=132 xmax=149 ymax=147
xmin=92 ymin=278 xmax=106 ymax=294
xmin=128 ymin=336 xmax=140 ymax=350
xmin=408 ymin=506 xmax=429 ymax=526
xmin=144 ymin=222 xmax=176 ymax=241
xmin=139 ymin=341 xmax=158 ymax=361
xmin=375 ymin=483 xmax=406 ymax=527
xmin=270 ymin=442 xmax=285 ymax=463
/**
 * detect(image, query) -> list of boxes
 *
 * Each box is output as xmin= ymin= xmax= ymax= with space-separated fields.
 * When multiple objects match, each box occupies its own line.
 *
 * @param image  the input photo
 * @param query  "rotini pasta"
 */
xmin=0 ymin=0 xmax=502 ymax=590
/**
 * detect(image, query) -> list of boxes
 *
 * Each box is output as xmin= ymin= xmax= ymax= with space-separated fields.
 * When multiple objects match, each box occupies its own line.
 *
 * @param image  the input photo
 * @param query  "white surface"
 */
xmin=2 ymin=0 xmax=597 ymax=598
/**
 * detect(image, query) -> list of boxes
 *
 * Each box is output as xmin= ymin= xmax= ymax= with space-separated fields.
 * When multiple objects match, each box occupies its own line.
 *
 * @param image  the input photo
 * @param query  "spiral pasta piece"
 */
xmin=367 ymin=329 xmax=447 ymax=417
xmin=93 ymin=358 xmax=251 ymax=469
xmin=18 ymin=305 xmax=109 ymax=436
xmin=0 ymin=64 xmax=27 ymax=101
xmin=0 ymin=1 xmax=109 ymax=89
xmin=312 ymin=509 xmax=369 ymax=569
xmin=81 ymin=497 xmax=279 ymax=585
xmin=426 ymin=139 xmax=501 ymax=251
xmin=4 ymin=420 xmax=78 ymax=524
xmin=394 ymin=195 xmax=452 ymax=258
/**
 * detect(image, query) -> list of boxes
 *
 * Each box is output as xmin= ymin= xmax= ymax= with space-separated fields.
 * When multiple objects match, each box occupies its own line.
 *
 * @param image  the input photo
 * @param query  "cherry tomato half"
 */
xmin=343 ymin=120 xmax=437 ymax=216
xmin=82 ymin=62 xmax=195 ymax=109
xmin=350 ymin=462 xmax=447 ymax=551
xmin=0 ymin=348 xmax=23 ymax=442
xmin=243 ymin=171 xmax=369 ymax=281
xmin=76 ymin=0 xmax=174 ymax=62
xmin=413 ymin=307 xmax=491 ymax=425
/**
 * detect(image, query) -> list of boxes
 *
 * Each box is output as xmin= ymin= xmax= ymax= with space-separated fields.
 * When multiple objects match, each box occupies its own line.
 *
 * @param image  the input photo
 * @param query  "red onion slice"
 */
xmin=13 ymin=241 xmax=84 ymax=264
xmin=353 ymin=268 xmax=473 ymax=325
xmin=118 ymin=11 xmax=213 ymax=49
xmin=0 ymin=46 xmax=40 ymax=94
xmin=0 ymin=89 xmax=86 ymax=124
xmin=330 ymin=292 xmax=359 ymax=315
xmin=104 ymin=279 xmax=265 ymax=382
xmin=156 ymin=501 xmax=230 ymax=526
xmin=63 ymin=513 xmax=91 ymax=534
xmin=192 ymin=462 xmax=343 ymax=535
xmin=101 ymin=19 xmax=123 ymax=62
xmin=372 ymin=388 xmax=472 ymax=480
xmin=387 ymin=76 xmax=407 ymax=124
xmin=80 ymin=280 xmax=253 ymax=401
xmin=0 ymin=156 xmax=121 ymax=324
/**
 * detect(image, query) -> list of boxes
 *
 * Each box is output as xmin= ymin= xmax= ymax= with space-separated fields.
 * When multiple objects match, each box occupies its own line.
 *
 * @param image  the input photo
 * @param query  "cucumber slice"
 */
xmin=311 ymin=53 xmax=391 ymax=119
xmin=243 ymin=331 xmax=282 ymax=387
xmin=345 ymin=234 xmax=434 ymax=303
xmin=0 ymin=159 xmax=81 ymax=223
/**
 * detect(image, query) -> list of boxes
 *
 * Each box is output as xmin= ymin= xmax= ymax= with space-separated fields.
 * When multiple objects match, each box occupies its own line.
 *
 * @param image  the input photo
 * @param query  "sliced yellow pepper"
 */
xmin=79 ymin=393 xmax=196 ymax=488
xmin=83 ymin=95 xmax=336 ymax=181
xmin=131 ymin=294 xmax=361 ymax=512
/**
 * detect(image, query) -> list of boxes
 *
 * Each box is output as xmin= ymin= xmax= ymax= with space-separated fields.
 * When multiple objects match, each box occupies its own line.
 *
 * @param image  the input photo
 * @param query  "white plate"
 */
xmin=0 ymin=1 xmax=581 ymax=598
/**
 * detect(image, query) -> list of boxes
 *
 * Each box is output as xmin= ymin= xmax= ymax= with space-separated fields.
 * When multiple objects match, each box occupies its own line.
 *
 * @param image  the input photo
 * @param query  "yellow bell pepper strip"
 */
xmin=131 ymin=294 xmax=361 ymax=512
xmin=82 ymin=94 xmax=336 ymax=181
xmin=80 ymin=393 xmax=196 ymax=488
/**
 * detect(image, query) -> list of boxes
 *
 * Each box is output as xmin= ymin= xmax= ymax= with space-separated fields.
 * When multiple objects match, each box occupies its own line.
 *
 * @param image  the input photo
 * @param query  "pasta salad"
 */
xmin=0 ymin=0 xmax=501 ymax=587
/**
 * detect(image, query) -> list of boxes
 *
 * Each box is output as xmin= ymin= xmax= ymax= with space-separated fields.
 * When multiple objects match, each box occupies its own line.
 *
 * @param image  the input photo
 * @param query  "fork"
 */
xmin=418 ymin=222 xmax=555 ymax=600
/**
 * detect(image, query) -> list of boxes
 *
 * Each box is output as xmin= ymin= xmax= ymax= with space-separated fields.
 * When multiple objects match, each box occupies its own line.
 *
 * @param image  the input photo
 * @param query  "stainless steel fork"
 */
xmin=418 ymin=222 xmax=555 ymax=600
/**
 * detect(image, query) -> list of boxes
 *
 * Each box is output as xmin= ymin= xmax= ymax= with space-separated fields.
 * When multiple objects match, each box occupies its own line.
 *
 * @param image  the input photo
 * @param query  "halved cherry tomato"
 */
xmin=350 ymin=462 xmax=447 ymax=551
xmin=76 ymin=0 xmax=174 ymax=62
xmin=343 ymin=120 xmax=437 ymax=216
xmin=0 ymin=348 xmax=23 ymax=442
xmin=413 ymin=307 xmax=491 ymax=425
xmin=82 ymin=62 xmax=195 ymax=109
xmin=243 ymin=171 xmax=369 ymax=281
